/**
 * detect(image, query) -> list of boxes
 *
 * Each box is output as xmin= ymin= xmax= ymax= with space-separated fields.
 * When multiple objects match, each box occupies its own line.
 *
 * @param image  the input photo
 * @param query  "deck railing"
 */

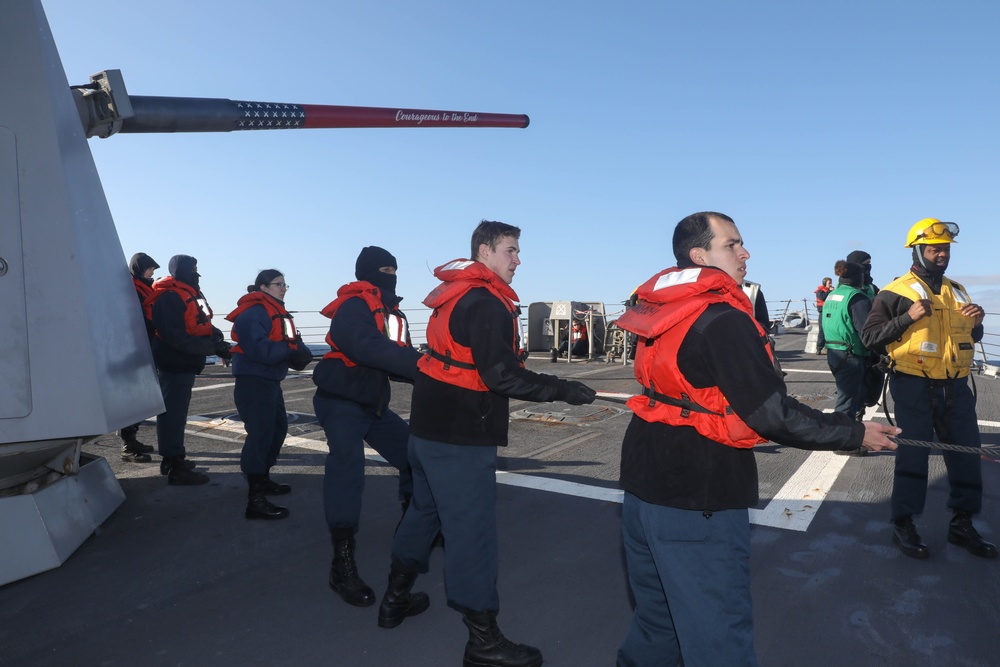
xmin=284 ymin=302 xmax=1000 ymax=374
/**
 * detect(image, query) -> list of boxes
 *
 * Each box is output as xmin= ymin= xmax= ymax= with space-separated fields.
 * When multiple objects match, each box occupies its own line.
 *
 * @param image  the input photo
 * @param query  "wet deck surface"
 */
xmin=2 ymin=329 xmax=998 ymax=667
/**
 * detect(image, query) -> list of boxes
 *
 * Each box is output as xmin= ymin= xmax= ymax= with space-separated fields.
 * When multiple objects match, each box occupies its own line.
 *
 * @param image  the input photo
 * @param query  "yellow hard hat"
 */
xmin=905 ymin=218 xmax=959 ymax=247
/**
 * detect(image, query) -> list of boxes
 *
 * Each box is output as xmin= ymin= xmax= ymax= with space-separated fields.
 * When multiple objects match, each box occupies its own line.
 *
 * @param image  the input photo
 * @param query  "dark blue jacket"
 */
xmin=312 ymin=294 xmax=420 ymax=415
xmin=150 ymin=290 xmax=219 ymax=375
xmin=230 ymin=300 xmax=293 ymax=382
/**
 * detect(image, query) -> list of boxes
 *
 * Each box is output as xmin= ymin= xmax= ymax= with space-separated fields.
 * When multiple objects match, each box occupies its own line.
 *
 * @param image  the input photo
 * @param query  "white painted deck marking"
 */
xmin=497 ymin=470 xmax=623 ymax=502
xmin=190 ymin=373 xmax=311 ymax=392
xmin=749 ymin=451 xmax=849 ymax=530
xmin=180 ymin=417 xmax=623 ymax=503
xmin=192 ymin=381 xmax=235 ymax=392
xmin=177 ymin=416 xmax=849 ymax=531
xmin=178 ymin=393 xmax=998 ymax=535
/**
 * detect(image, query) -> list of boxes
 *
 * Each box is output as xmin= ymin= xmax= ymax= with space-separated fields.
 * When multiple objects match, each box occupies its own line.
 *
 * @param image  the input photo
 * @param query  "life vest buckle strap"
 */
xmin=426 ymin=347 xmax=477 ymax=371
xmin=640 ymin=384 xmax=721 ymax=417
xmin=678 ymin=393 xmax=692 ymax=418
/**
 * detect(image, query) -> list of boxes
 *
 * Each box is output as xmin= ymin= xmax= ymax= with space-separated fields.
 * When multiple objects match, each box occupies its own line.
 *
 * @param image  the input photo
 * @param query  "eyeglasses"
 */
xmin=916 ymin=222 xmax=959 ymax=242
xmin=268 ymin=282 xmax=289 ymax=289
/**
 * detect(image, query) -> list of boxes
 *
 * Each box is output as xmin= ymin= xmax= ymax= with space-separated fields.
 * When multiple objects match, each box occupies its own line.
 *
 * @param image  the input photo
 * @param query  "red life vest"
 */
xmin=815 ymin=284 xmax=832 ymax=308
xmin=615 ymin=266 xmax=772 ymax=449
xmin=133 ymin=277 xmax=155 ymax=304
xmin=320 ymin=281 xmax=409 ymax=368
xmin=225 ymin=291 xmax=298 ymax=355
xmin=417 ymin=259 xmax=522 ymax=392
xmin=146 ymin=277 xmax=215 ymax=338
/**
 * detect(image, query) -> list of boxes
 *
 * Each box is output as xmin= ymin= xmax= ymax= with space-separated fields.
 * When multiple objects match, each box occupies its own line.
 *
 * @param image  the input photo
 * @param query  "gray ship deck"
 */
xmin=2 ymin=329 xmax=998 ymax=667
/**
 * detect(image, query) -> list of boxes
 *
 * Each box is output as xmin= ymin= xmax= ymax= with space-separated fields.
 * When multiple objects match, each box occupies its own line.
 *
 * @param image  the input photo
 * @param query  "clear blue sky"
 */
xmin=42 ymin=0 xmax=1000 ymax=346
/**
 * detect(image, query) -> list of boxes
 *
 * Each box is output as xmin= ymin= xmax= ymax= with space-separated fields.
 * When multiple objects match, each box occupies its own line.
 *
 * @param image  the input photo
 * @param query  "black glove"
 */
xmin=288 ymin=346 xmax=313 ymax=371
xmin=214 ymin=341 xmax=232 ymax=360
xmin=561 ymin=380 xmax=596 ymax=406
xmin=874 ymin=354 xmax=892 ymax=374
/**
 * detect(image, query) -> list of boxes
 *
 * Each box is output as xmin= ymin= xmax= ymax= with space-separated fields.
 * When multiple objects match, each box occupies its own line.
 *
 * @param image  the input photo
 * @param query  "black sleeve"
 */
xmin=860 ymin=291 xmax=915 ymax=350
xmin=754 ymin=290 xmax=770 ymax=329
xmin=455 ymin=291 xmax=565 ymax=402
xmin=848 ymin=293 xmax=873 ymax=335
xmin=687 ymin=304 xmax=863 ymax=451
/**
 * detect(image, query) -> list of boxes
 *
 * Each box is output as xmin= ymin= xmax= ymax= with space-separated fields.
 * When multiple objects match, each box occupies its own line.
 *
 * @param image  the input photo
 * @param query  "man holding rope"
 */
xmin=613 ymin=212 xmax=900 ymax=667
xmin=861 ymin=218 xmax=996 ymax=560
xmin=379 ymin=220 xmax=596 ymax=667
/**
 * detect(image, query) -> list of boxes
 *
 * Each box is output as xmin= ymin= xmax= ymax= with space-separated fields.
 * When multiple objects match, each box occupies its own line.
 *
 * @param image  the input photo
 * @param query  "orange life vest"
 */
xmin=616 ymin=266 xmax=772 ymax=449
xmin=133 ymin=277 xmax=155 ymax=304
xmin=146 ymin=277 xmax=214 ymax=338
xmin=320 ymin=281 xmax=409 ymax=368
xmin=225 ymin=292 xmax=298 ymax=355
xmin=417 ymin=259 xmax=522 ymax=392
xmin=815 ymin=284 xmax=832 ymax=308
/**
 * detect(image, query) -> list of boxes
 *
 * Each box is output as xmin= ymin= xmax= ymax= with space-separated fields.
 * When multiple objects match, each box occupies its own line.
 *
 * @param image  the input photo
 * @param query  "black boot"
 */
xmin=166 ymin=457 xmax=209 ymax=486
xmin=121 ymin=443 xmax=152 ymax=463
xmin=948 ymin=511 xmax=998 ymax=558
xmin=261 ymin=469 xmax=291 ymax=495
xmin=549 ymin=348 xmax=558 ymax=363
xmin=119 ymin=424 xmax=154 ymax=453
xmin=377 ymin=562 xmax=429 ymax=628
xmin=160 ymin=457 xmax=196 ymax=476
xmin=329 ymin=537 xmax=375 ymax=607
xmin=245 ymin=476 xmax=289 ymax=519
xmin=892 ymin=516 xmax=929 ymax=559
xmin=462 ymin=611 xmax=542 ymax=667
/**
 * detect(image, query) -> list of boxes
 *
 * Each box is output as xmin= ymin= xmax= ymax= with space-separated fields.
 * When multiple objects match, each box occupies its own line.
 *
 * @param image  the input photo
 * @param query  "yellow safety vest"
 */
xmin=882 ymin=272 xmax=976 ymax=379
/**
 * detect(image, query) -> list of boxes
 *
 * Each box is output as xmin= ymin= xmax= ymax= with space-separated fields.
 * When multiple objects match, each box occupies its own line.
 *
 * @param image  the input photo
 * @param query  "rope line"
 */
xmin=593 ymin=393 xmax=1000 ymax=459
xmin=889 ymin=436 xmax=1000 ymax=459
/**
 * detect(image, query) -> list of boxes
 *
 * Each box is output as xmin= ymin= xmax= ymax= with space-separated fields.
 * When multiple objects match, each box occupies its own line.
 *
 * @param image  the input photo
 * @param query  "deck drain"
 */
xmin=511 ymin=405 xmax=624 ymax=424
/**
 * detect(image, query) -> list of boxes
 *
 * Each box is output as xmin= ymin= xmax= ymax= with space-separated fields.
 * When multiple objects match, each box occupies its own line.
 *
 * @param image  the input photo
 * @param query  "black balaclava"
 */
xmin=911 ymin=244 xmax=948 ymax=294
xmin=837 ymin=262 xmax=864 ymax=289
xmin=129 ymin=252 xmax=160 ymax=286
xmin=845 ymin=250 xmax=872 ymax=286
xmin=355 ymin=246 xmax=398 ymax=304
xmin=169 ymin=254 xmax=200 ymax=290
xmin=912 ymin=244 xmax=948 ymax=275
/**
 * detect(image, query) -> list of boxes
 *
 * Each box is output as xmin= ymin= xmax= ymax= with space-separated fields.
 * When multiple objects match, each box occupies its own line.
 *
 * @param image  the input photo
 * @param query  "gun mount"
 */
xmin=0 ymin=0 xmax=528 ymax=585
xmin=74 ymin=69 xmax=529 ymax=139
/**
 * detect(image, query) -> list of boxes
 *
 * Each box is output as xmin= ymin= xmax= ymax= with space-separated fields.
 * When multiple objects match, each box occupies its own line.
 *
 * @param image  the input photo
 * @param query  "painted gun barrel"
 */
xmin=120 ymin=96 xmax=530 ymax=133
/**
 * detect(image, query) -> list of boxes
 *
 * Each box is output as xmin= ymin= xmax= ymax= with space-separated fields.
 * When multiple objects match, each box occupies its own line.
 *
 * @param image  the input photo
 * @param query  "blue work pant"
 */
xmin=156 ymin=370 xmax=196 ymax=459
xmin=235 ymin=375 xmax=287 ymax=476
xmin=816 ymin=307 xmax=826 ymax=350
xmin=827 ymin=349 xmax=867 ymax=417
xmin=314 ymin=394 xmax=412 ymax=539
xmin=392 ymin=435 xmax=499 ymax=613
xmin=889 ymin=373 xmax=983 ymax=521
xmin=617 ymin=493 xmax=757 ymax=667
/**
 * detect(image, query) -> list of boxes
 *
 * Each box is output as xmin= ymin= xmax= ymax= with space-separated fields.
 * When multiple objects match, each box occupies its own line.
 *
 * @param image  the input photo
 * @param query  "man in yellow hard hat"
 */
xmin=861 ymin=218 xmax=996 ymax=560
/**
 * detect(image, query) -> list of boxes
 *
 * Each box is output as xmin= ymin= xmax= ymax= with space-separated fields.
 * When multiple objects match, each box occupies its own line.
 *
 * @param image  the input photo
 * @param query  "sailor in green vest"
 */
xmin=861 ymin=218 xmax=996 ymax=560
xmin=821 ymin=261 xmax=874 ymax=420
xmin=846 ymin=249 xmax=879 ymax=299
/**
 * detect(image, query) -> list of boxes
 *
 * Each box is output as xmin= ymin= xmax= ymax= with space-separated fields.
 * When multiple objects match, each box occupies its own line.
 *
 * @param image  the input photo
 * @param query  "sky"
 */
xmin=40 ymin=0 xmax=1000 ymax=351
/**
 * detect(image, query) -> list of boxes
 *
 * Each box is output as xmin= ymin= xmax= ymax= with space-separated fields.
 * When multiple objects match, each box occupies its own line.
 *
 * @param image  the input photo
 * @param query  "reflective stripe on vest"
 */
xmin=147 ymin=277 xmax=214 ymax=338
xmin=320 ymin=281 xmax=409 ymax=367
